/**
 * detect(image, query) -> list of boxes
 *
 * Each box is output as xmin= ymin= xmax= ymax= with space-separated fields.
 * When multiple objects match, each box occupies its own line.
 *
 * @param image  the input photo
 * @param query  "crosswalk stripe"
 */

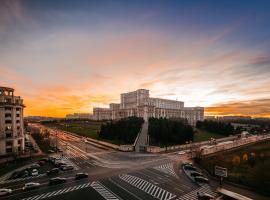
xmin=153 ymin=163 xmax=178 ymax=178
xmin=119 ymin=174 xmax=176 ymax=200
xmin=21 ymin=182 xmax=92 ymax=200
xmin=91 ymin=181 xmax=121 ymax=200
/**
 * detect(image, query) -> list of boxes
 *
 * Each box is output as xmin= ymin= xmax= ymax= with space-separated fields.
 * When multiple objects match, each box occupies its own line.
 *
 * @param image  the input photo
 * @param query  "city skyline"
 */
xmin=1 ymin=0 xmax=270 ymax=117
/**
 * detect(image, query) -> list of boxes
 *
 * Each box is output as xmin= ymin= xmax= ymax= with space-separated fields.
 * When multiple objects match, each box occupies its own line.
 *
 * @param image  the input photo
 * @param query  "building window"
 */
xmin=16 ymin=120 xmax=20 ymax=123
xmin=16 ymin=114 xmax=20 ymax=117
xmin=6 ymin=141 xmax=12 ymax=146
xmin=6 ymin=148 xmax=12 ymax=153
xmin=16 ymin=108 xmax=20 ymax=111
xmin=5 ymin=113 xmax=12 ymax=118
xmin=18 ymin=140 xmax=21 ymax=144
xmin=5 ymin=120 xmax=12 ymax=124
xmin=5 ymin=107 xmax=12 ymax=111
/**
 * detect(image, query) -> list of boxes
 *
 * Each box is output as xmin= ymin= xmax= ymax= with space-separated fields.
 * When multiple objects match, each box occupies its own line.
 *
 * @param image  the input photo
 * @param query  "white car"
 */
xmin=31 ymin=169 xmax=39 ymax=176
xmin=0 ymin=188 xmax=12 ymax=196
xmin=177 ymin=151 xmax=186 ymax=155
xmin=22 ymin=182 xmax=40 ymax=190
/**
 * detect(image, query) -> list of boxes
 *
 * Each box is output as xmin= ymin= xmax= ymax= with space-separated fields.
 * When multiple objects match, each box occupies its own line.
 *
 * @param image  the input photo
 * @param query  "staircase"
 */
xmin=134 ymin=121 xmax=149 ymax=152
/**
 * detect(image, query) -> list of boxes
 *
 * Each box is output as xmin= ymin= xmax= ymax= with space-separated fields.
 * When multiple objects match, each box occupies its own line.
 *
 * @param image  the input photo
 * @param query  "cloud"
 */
xmin=206 ymin=99 xmax=270 ymax=117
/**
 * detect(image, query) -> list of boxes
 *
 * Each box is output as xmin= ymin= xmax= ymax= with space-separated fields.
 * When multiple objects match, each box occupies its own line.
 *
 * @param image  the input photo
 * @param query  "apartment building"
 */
xmin=0 ymin=86 xmax=25 ymax=155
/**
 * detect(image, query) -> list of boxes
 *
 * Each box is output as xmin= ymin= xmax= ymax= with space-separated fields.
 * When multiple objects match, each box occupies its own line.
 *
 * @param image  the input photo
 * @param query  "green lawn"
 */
xmin=193 ymin=128 xmax=224 ymax=142
xmin=198 ymin=141 xmax=270 ymax=196
xmin=45 ymin=121 xmax=102 ymax=139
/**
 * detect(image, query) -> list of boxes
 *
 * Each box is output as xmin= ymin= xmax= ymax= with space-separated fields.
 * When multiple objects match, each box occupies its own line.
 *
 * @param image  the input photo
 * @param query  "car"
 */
xmin=61 ymin=165 xmax=74 ymax=171
xmin=49 ymin=177 xmax=67 ymax=185
xmin=18 ymin=170 xmax=29 ymax=178
xmin=47 ymin=168 xmax=60 ymax=176
xmin=39 ymin=158 xmax=48 ymax=162
xmin=30 ymin=163 xmax=40 ymax=169
xmin=38 ymin=160 xmax=46 ymax=166
xmin=48 ymin=150 xmax=55 ymax=153
xmin=184 ymin=165 xmax=196 ymax=171
xmin=198 ymin=193 xmax=215 ymax=200
xmin=190 ymin=171 xmax=203 ymax=177
xmin=194 ymin=176 xmax=209 ymax=183
xmin=31 ymin=169 xmax=39 ymax=176
xmin=54 ymin=162 xmax=67 ymax=168
xmin=75 ymin=173 xmax=88 ymax=180
xmin=0 ymin=188 xmax=12 ymax=196
xmin=22 ymin=182 xmax=41 ymax=191
xmin=177 ymin=151 xmax=186 ymax=155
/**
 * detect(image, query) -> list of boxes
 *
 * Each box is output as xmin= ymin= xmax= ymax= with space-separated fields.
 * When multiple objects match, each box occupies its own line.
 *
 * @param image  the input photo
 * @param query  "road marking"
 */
xmin=119 ymin=174 xmax=176 ymax=200
xmin=153 ymin=163 xmax=178 ymax=179
xmin=91 ymin=181 xmax=121 ymax=200
xmin=21 ymin=182 xmax=91 ymax=200
xmin=0 ymin=173 xmax=46 ymax=184
xmin=176 ymin=185 xmax=217 ymax=200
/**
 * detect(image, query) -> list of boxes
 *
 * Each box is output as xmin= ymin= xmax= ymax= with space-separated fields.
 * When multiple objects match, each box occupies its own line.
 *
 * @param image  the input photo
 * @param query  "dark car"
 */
xmin=194 ymin=176 xmax=209 ymax=183
xmin=54 ymin=162 xmax=67 ymax=168
xmin=46 ymin=168 xmax=59 ymax=176
xmin=190 ymin=171 xmax=203 ymax=177
xmin=49 ymin=177 xmax=67 ymax=185
xmin=60 ymin=165 xmax=74 ymax=171
xmin=75 ymin=173 xmax=88 ymax=180
xmin=184 ymin=165 xmax=196 ymax=171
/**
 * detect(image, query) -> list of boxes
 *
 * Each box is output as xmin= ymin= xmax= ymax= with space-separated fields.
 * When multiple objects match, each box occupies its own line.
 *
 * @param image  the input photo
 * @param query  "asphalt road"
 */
xmin=0 ymin=130 xmax=216 ymax=200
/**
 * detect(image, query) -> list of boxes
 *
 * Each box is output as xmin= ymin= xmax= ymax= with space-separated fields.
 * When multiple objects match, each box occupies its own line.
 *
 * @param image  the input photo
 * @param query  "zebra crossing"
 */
xmin=91 ymin=181 xmax=121 ymax=200
xmin=21 ymin=182 xmax=91 ymax=200
xmin=176 ymin=185 xmax=217 ymax=200
xmin=53 ymin=155 xmax=80 ymax=170
xmin=0 ymin=173 xmax=46 ymax=184
xmin=153 ymin=163 xmax=178 ymax=178
xmin=119 ymin=174 xmax=176 ymax=200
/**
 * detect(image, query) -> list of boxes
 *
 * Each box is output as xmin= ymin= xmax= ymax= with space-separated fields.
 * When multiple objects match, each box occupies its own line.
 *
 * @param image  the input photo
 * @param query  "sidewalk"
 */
xmin=210 ymin=180 xmax=269 ymax=200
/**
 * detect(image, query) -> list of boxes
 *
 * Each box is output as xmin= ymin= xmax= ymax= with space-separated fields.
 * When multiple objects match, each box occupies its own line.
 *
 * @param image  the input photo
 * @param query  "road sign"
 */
xmin=215 ymin=166 xmax=227 ymax=177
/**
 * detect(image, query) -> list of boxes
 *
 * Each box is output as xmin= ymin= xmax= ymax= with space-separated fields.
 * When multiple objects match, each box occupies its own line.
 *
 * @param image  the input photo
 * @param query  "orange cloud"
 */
xmin=206 ymin=99 xmax=270 ymax=118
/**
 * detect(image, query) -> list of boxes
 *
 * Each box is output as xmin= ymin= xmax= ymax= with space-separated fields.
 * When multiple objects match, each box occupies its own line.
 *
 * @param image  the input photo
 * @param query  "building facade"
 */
xmin=0 ymin=87 xmax=25 ymax=156
xmin=66 ymin=113 xmax=93 ymax=119
xmin=93 ymin=89 xmax=204 ymax=126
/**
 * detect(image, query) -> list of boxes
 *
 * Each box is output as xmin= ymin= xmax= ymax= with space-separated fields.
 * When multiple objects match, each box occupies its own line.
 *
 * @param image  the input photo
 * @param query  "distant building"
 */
xmin=0 ymin=86 xmax=25 ymax=156
xmin=66 ymin=113 xmax=93 ymax=119
xmin=93 ymin=89 xmax=204 ymax=126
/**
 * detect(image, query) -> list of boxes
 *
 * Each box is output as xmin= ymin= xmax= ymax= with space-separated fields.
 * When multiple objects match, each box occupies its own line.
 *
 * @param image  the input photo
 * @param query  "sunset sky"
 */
xmin=0 ymin=0 xmax=270 ymax=117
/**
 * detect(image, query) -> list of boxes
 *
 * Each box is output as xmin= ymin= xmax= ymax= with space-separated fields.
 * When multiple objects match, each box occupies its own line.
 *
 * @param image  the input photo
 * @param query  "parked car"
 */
xmin=47 ymin=168 xmax=59 ymax=176
xmin=49 ymin=177 xmax=67 ymax=185
xmin=18 ymin=170 xmax=29 ymax=178
xmin=54 ymin=162 xmax=67 ymax=168
xmin=75 ymin=173 xmax=88 ymax=180
xmin=22 ymin=182 xmax=41 ymax=191
xmin=30 ymin=163 xmax=41 ymax=169
xmin=61 ymin=165 xmax=74 ymax=171
xmin=177 ymin=151 xmax=186 ymax=155
xmin=184 ymin=164 xmax=196 ymax=171
xmin=38 ymin=160 xmax=46 ymax=166
xmin=198 ymin=193 xmax=215 ymax=200
xmin=31 ymin=169 xmax=39 ymax=176
xmin=190 ymin=171 xmax=203 ymax=177
xmin=0 ymin=189 xmax=12 ymax=196
xmin=194 ymin=176 xmax=209 ymax=183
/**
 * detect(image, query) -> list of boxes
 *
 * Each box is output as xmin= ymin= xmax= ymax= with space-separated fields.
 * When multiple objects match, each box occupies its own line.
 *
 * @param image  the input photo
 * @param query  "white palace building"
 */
xmin=93 ymin=89 xmax=204 ymax=126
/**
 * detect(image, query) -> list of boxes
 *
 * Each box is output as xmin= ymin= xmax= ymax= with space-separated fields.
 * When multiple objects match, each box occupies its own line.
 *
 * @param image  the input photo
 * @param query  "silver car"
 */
xmin=22 ymin=182 xmax=41 ymax=191
xmin=0 ymin=189 xmax=12 ymax=196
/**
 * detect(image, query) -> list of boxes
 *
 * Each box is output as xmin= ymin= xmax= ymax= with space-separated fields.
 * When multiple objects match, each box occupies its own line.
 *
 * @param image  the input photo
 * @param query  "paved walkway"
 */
xmin=134 ymin=121 xmax=148 ymax=152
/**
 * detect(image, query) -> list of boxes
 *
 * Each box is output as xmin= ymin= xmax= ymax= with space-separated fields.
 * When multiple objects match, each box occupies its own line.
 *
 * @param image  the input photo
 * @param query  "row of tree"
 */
xmin=99 ymin=117 xmax=144 ymax=144
xmin=196 ymin=120 xmax=234 ymax=136
xmin=148 ymin=118 xmax=194 ymax=147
